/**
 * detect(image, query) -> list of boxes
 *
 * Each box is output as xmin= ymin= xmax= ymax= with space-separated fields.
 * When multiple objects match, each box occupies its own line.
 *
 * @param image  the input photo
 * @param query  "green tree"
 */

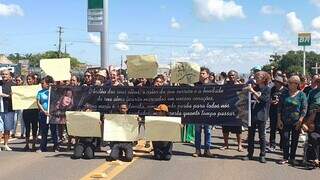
xmin=262 ymin=50 xmax=320 ymax=76
xmin=7 ymin=51 xmax=84 ymax=69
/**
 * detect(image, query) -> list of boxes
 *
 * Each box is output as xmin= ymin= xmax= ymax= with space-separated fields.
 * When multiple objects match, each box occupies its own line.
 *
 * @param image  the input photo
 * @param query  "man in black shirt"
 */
xmin=0 ymin=69 xmax=16 ymax=151
xmin=193 ymin=67 xmax=214 ymax=158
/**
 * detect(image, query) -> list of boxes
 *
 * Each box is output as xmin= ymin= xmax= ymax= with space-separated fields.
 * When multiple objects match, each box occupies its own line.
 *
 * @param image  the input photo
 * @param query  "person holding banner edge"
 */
xmin=36 ymin=76 xmax=59 ymax=152
xmin=243 ymin=71 xmax=271 ymax=163
xmin=221 ymin=70 xmax=244 ymax=152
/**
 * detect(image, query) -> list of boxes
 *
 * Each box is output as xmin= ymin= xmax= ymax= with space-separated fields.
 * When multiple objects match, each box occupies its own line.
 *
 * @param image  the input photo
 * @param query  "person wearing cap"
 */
xmin=277 ymin=75 xmax=308 ymax=166
xmin=152 ymin=104 xmax=173 ymax=160
xmin=267 ymin=76 xmax=287 ymax=152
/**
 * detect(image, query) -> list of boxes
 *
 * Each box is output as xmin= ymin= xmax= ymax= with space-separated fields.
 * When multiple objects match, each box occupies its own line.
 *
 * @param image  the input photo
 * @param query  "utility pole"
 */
xmin=57 ymin=26 xmax=64 ymax=58
xmin=101 ymin=0 xmax=108 ymax=68
xmin=120 ymin=55 xmax=123 ymax=73
xmin=64 ymin=43 xmax=67 ymax=54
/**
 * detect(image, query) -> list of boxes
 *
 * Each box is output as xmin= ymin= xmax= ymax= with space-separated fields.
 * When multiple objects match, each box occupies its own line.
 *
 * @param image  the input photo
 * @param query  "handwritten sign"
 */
xmin=12 ymin=85 xmax=41 ymax=110
xmin=171 ymin=62 xmax=200 ymax=84
xmin=66 ymin=111 xmax=102 ymax=137
xmin=126 ymin=55 xmax=158 ymax=78
xmin=145 ymin=116 xmax=182 ymax=141
xmin=103 ymin=114 xmax=139 ymax=141
xmin=40 ymin=58 xmax=71 ymax=81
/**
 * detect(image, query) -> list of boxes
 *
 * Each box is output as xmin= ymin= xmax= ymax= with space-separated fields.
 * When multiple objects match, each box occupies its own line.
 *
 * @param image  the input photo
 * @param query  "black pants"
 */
xmin=110 ymin=142 xmax=133 ymax=162
xmin=269 ymin=110 xmax=283 ymax=148
xmin=23 ymin=110 xmax=38 ymax=139
xmin=309 ymin=132 xmax=320 ymax=161
xmin=152 ymin=141 xmax=173 ymax=160
xmin=247 ymin=121 xmax=266 ymax=157
xmin=282 ymin=125 xmax=300 ymax=160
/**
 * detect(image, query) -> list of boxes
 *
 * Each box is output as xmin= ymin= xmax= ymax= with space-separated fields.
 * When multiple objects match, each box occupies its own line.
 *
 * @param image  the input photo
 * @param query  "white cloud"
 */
xmin=260 ymin=5 xmax=284 ymax=15
xmin=114 ymin=32 xmax=129 ymax=51
xmin=118 ymin=32 xmax=128 ymax=42
xmin=254 ymin=31 xmax=282 ymax=47
xmin=115 ymin=42 xmax=129 ymax=51
xmin=311 ymin=0 xmax=320 ymax=7
xmin=233 ymin=44 xmax=243 ymax=48
xmin=190 ymin=39 xmax=205 ymax=53
xmin=0 ymin=3 xmax=24 ymax=16
xmin=312 ymin=16 xmax=320 ymax=30
xmin=193 ymin=0 xmax=245 ymax=21
xmin=312 ymin=31 xmax=320 ymax=40
xmin=184 ymin=49 xmax=271 ymax=73
xmin=171 ymin=17 xmax=181 ymax=30
xmin=286 ymin=12 xmax=304 ymax=34
xmin=88 ymin=33 xmax=100 ymax=45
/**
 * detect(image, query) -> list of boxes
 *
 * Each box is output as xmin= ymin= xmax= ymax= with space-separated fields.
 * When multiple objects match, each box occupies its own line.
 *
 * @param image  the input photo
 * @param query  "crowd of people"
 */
xmin=0 ymin=66 xmax=319 ymax=169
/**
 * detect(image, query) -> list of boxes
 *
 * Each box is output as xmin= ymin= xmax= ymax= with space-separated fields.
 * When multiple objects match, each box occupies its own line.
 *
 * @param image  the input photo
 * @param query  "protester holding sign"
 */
xmin=37 ymin=76 xmax=59 ymax=152
xmin=243 ymin=71 xmax=271 ymax=163
xmin=0 ymin=69 xmax=16 ymax=151
xmin=193 ymin=67 xmax=214 ymax=158
xmin=22 ymin=73 xmax=39 ymax=151
xmin=152 ymin=104 xmax=173 ymax=161
xmin=108 ymin=103 xmax=134 ymax=162
xmin=12 ymin=75 xmax=25 ymax=139
xmin=277 ymin=75 xmax=308 ymax=166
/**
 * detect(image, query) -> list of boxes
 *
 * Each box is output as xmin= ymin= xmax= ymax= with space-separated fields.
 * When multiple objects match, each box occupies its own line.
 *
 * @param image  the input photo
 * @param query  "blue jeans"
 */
xmin=39 ymin=112 xmax=58 ymax=151
xmin=195 ymin=124 xmax=211 ymax=150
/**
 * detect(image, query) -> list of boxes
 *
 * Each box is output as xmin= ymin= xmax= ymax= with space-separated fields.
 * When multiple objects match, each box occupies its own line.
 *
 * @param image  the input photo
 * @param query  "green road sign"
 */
xmin=88 ymin=0 xmax=104 ymax=32
xmin=298 ymin=33 xmax=311 ymax=46
xmin=88 ymin=0 xmax=103 ymax=9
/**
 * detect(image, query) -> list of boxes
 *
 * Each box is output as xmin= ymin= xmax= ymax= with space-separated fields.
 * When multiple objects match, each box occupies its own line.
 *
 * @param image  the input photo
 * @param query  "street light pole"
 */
xmin=303 ymin=46 xmax=306 ymax=76
xmin=100 ymin=0 xmax=108 ymax=68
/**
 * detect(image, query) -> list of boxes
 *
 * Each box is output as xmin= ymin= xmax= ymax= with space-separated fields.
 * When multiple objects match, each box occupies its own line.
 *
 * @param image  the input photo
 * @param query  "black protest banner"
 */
xmin=49 ymin=85 xmax=249 ymax=126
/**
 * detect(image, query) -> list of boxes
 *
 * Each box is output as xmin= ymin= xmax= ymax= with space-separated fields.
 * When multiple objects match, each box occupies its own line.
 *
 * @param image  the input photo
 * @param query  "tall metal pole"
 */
xmin=101 ymin=0 xmax=108 ymax=68
xmin=303 ymin=46 xmax=306 ymax=76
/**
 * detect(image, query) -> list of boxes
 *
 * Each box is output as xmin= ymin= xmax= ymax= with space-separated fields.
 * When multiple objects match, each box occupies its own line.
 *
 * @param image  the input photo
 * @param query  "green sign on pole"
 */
xmin=298 ymin=32 xmax=311 ymax=46
xmin=88 ymin=0 xmax=103 ymax=9
xmin=88 ymin=0 xmax=104 ymax=32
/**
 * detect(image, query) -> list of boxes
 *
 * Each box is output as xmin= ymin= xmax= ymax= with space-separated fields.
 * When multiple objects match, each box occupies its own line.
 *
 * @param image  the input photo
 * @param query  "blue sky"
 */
xmin=1 ymin=0 xmax=320 ymax=73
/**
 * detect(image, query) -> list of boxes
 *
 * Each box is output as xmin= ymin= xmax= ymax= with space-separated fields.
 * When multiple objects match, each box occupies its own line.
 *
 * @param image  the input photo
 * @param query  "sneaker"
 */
xmin=11 ymin=134 xmax=16 ymax=138
xmin=3 ymin=145 xmax=12 ymax=151
xmin=192 ymin=149 xmax=201 ymax=157
xmin=242 ymin=155 xmax=253 ymax=161
xmin=259 ymin=156 xmax=267 ymax=163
